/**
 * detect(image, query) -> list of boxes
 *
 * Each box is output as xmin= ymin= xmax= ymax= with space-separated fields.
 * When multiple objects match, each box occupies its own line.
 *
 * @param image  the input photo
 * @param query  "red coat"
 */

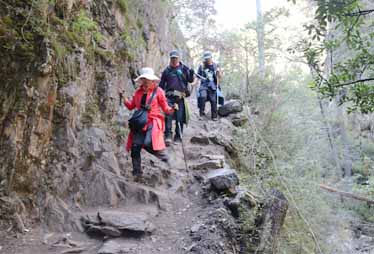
xmin=124 ymin=83 xmax=173 ymax=151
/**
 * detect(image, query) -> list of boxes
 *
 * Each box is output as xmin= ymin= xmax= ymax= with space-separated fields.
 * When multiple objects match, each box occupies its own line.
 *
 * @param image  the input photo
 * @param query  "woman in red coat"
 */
xmin=124 ymin=67 xmax=176 ymax=180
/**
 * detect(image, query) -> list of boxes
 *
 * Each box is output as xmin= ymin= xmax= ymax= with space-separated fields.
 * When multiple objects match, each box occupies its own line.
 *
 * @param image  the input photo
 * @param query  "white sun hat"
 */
xmin=134 ymin=67 xmax=160 ymax=82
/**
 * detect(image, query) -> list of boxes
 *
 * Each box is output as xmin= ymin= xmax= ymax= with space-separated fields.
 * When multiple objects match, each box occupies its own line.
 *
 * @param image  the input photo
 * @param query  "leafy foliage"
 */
xmin=291 ymin=0 xmax=374 ymax=113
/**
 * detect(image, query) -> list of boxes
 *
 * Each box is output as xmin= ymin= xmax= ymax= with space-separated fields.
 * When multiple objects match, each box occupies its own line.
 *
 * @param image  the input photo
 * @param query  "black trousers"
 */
xmin=165 ymin=96 xmax=185 ymax=139
xmin=131 ymin=125 xmax=169 ymax=176
xmin=199 ymin=88 xmax=217 ymax=119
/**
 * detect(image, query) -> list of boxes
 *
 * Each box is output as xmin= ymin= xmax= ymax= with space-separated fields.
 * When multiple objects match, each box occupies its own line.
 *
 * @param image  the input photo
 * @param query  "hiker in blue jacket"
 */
xmin=197 ymin=51 xmax=221 ymax=121
xmin=159 ymin=50 xmax=194 ymax=145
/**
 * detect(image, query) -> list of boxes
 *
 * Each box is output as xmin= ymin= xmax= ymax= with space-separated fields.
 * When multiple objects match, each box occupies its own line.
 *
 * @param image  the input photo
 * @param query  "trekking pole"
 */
xmin=216 ymin=87 xmax=219 ymax=111
xmin=195 ymin=72 xmax=207 ymax=80
xmin=174 ymin=104 xmax=189 ymax=171
xmin=176 ymin=121 xmax=188 ymax=171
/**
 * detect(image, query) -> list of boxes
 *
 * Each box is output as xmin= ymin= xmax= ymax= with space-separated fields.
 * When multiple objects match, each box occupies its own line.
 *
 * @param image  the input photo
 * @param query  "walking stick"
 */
xmin=175 ymin=103 xmax=189 ymax=171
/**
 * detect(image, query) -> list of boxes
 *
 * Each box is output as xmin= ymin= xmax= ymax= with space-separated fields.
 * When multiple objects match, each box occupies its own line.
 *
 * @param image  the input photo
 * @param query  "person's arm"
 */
xmin=185 ymin=66 xmax=195 ymax=83
xmin=159 ymin=70 xmax=167 ymax=91
xmin=124 ymin=93 xmax=136 ymax=110
xmin=157 ymin=89 xmax=174 ymax=115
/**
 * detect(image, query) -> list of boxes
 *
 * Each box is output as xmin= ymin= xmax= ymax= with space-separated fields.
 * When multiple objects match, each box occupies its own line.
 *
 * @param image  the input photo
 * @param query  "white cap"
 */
xmin=134 ymin=67 xmax=160 ymax=82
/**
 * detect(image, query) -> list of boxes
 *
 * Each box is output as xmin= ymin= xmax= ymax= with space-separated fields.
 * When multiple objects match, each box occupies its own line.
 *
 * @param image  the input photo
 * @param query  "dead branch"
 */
xmin=320 ymin=184 xmax=374 ymax=205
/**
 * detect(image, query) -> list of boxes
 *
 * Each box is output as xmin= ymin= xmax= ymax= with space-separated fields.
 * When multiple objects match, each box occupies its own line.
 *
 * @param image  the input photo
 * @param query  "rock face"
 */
xmin=0 ymin=0 xmax=188 ymax=230
xmin=218 ymin=100 xmax=243 ymax=117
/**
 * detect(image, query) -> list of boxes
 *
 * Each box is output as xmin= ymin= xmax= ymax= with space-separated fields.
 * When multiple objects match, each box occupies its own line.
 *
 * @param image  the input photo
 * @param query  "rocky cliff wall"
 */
xmin=0 ymin=0 xmax=188 ymax=230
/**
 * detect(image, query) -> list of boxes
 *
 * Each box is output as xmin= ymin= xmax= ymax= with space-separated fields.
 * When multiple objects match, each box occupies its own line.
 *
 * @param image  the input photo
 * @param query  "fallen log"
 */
xmin=320 ymin=184 xmax=374 ymax=205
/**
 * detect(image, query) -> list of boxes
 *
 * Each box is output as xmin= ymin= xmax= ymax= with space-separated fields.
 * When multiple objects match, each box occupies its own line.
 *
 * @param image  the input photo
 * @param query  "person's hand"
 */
xmin=189 ymin=68 xmax=195 ymax=77
xmin=173 ymin=103 xmax=179 ymax=111
xmin=124 ymin=97 xmax=131 ymax=104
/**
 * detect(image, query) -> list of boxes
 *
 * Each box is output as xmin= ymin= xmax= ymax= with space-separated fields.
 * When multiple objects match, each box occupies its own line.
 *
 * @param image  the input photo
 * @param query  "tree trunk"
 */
xmin=257 ymin=189 xmax=288 ymax=254
xmin=317 ymin=95 xmax=341 ymax=178
xmin=245 ymin=44 xmax=250 ymax=100
xmin=335 ymin=94 xmax=353 ymax=178
xmin=256 ymin=0 xmax=265 ymax=79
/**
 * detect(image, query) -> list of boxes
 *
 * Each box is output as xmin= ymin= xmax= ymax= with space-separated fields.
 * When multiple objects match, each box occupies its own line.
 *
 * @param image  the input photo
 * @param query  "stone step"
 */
xmin=81 ymin=210 xmax=155 ymax=238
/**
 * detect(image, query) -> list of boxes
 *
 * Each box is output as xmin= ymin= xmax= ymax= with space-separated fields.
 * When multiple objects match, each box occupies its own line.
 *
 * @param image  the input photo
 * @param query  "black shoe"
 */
xmin=173 ymin=135 xmax=182 ymax=144
xmin=165 ymin=137 xmax=172 ymax=146
xmin=133 ymin=171 xmax=143 ymax=182
xmin=199 ymin=111 xmax=206 ymax=117
xmin=212 ymin=117 xmax=218 ymax=121
xmin=134 ymin=175 xmax=147 ymax=184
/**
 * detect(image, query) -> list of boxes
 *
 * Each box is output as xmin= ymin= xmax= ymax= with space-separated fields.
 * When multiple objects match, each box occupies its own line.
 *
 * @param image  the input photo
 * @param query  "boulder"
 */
xmin=206 ymin=169 xmax=239 ymax=192
xmin=218 ymin=100 xmax=243 ymax=117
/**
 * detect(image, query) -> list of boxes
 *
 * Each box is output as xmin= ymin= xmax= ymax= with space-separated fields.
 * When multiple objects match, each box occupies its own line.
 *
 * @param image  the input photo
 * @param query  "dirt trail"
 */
xmin=0 ymin=99 xmax=242 ymax=254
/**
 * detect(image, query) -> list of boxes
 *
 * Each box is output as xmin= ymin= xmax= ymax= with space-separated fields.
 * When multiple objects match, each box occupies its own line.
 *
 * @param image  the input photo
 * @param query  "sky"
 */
xmin=215 ymin=0 xmax=290 ymax=30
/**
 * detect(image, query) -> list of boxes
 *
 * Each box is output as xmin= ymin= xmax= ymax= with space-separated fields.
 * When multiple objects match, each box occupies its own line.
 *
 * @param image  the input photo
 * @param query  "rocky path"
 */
xmin=0 ymin=99 xmax=246 ymax=254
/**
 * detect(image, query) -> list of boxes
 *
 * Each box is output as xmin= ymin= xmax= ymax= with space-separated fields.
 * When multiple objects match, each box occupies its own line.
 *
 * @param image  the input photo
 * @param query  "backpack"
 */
xmin=128 ymin=87 xmax=158 ymax=131
xmin=198 ymin=62 xmax=218 ymax=90
xmin=198 ymin=62 xmax=218 ymax=81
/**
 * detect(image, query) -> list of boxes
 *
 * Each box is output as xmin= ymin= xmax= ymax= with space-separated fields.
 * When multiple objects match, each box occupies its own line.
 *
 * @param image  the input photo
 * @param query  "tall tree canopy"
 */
xmin=293 ymin=0 xmax=374 ymax=113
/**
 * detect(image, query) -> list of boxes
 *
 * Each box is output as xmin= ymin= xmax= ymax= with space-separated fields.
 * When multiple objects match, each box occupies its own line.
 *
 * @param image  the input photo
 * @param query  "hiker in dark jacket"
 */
xmin=159 ymin=50 xmax=194 ymax=145
xmin=197 ymin=51 xmax=221 ymax=121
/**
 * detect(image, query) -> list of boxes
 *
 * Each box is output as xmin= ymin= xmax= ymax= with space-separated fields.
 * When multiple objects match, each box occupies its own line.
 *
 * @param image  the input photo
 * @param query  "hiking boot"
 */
xmin=199 ymin=111 xmax=206 ymax=117
xmin=162 ymin=158 xmax=172 ymax=168
xmin=132 ymin=157 xmax=142 ymax=177
xmin=165 ymin=137 xmax=172 ymax=147
xmin=134 ymin=175 xmax=147 ymax=184
xmin=173 ymin=135 xmax=182 ymax=144
xmin=212 ymin=117 xmax=218 ymax=121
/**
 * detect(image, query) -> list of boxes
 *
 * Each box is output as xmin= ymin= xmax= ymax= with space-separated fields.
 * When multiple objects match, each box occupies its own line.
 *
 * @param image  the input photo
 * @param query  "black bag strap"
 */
xmin=166 ymin=66 xmax=187 ymax=87
xmin=143 ymin=87 xmax=158 ymax=110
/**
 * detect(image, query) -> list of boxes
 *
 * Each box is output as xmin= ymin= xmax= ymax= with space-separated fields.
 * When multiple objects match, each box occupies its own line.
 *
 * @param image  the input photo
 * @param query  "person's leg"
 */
xmin=143 ymin=125 xmax=170 ymax=165
xmin=209 ymin=89 xmax=218 ymax=120
xmin=131 ymin=131 xmax=145 ymax=176
xmin=174 ymin=99 xmax=184 ymax=142
xmin=199 ymin=89 xmax=208 ymax=116
xmin=164 ymin=97 xmax=174 ymax=144
xmin=144 ymin=146 xmax=170 ymax=164
xmin=131 ymin=144 xmax=143 ymax=176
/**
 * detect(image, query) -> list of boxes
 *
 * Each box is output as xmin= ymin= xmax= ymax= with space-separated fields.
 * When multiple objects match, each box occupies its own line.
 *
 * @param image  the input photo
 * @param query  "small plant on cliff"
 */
xmin=70 ymin=10 xmax=103 ymax=46
xmin=117 ymin=0 xmax=129 ymax=13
